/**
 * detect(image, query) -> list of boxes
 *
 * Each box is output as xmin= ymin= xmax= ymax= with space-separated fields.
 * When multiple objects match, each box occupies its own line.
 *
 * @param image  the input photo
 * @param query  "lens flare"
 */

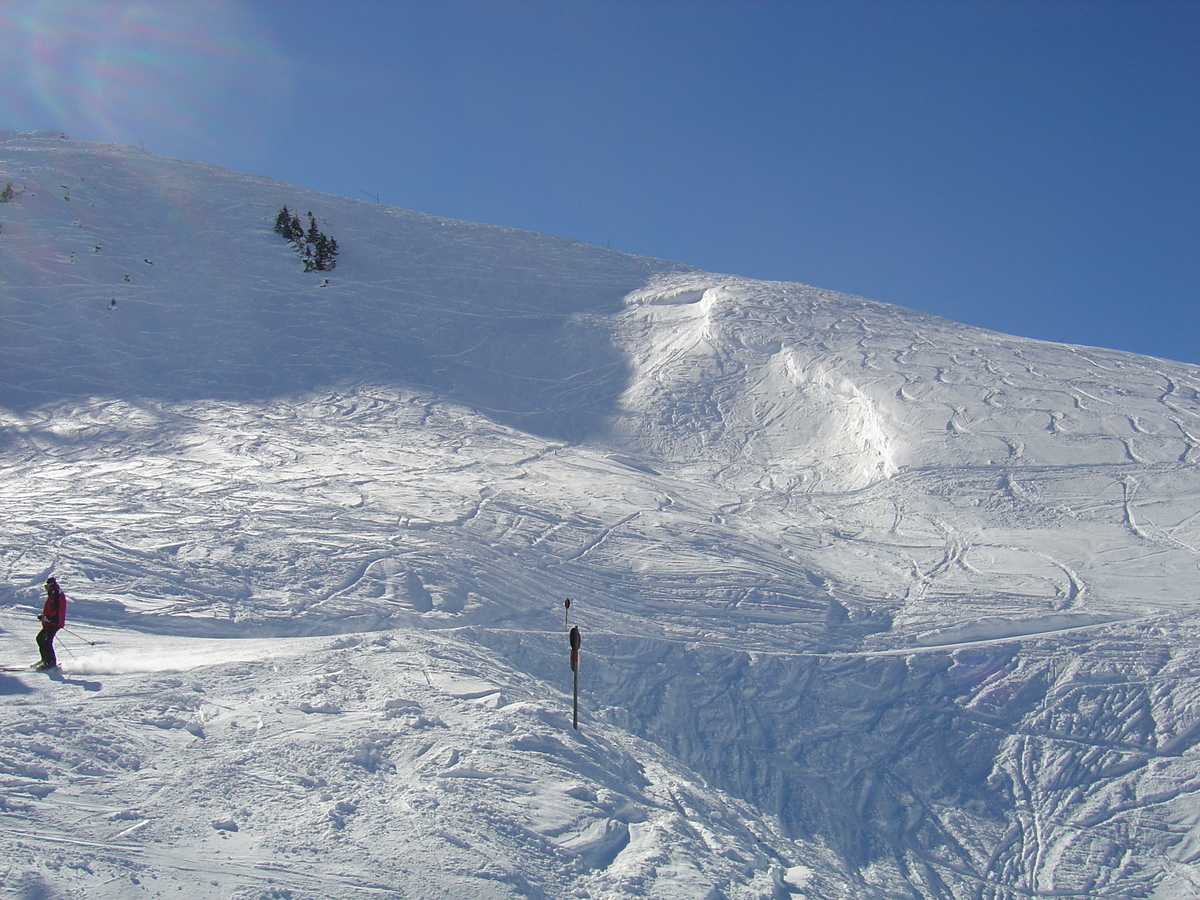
xmin=0 ymin=0 xmax=293 ymax=164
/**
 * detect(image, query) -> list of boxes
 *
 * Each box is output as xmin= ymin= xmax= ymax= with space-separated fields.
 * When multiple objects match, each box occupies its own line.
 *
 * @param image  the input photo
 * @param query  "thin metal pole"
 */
xmin=54 ymin=633 xmax=77 ymax=658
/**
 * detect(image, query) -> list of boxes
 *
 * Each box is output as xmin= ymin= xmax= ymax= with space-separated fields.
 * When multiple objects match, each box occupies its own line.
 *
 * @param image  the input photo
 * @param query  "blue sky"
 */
xmin=3 ymin=0 xmax=1197 ymax=364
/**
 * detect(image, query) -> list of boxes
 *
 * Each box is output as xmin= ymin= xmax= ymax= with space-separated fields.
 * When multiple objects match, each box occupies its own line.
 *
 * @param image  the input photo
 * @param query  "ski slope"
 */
xmin=3 ymin=129 xmax=1200 ymax=899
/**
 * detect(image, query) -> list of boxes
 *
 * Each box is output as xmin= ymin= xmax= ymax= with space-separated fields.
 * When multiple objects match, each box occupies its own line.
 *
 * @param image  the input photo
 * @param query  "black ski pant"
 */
xmin=36 ymin=624 xmax=59 ymax=667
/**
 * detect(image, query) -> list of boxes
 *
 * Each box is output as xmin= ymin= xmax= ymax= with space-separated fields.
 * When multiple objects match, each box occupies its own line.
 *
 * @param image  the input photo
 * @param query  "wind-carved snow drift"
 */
xmin=615 ymin=280 xmax=897 ymax=493
xmin=3 ymin=131 xmax=1200 ymax=900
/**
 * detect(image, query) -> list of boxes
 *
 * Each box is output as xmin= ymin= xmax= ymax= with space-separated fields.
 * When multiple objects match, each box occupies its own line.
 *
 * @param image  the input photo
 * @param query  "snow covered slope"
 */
xmin=3 ymin=130 xmax=1200 ymax=899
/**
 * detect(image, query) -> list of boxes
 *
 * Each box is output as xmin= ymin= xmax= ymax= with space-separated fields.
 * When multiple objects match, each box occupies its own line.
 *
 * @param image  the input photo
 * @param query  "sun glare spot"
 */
xmin=0 ymin=0 xmax=293 ymax=164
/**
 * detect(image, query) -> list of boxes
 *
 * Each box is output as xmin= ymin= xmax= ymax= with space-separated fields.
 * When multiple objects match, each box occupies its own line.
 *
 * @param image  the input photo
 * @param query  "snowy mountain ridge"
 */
xmin=3 ymin=130 xmax=1200 ymax=899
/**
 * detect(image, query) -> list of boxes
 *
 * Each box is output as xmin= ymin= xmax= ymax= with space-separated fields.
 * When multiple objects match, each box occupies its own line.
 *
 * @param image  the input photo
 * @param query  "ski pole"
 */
xmin=61 ymin=627 xmax=97 ymax=646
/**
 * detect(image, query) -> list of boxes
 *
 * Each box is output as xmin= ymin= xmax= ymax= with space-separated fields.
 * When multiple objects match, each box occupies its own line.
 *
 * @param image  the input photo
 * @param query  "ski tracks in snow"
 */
xmin=0 ymin=623 xmax=855 ymax=900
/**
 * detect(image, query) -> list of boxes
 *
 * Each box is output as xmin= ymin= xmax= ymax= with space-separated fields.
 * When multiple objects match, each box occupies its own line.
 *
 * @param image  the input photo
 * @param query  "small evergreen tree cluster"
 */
xmin=1 ymin=182 xmax=15 ymax=202
xmin=273 ymin=205 xmax=302 ymax=242
xmin=274 ymin=205 xmax=338 ymax=272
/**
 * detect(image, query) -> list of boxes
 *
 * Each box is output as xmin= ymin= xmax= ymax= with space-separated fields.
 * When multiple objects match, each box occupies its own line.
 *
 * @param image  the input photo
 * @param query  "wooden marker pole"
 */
xmin=564 ymin=597 xmax=572 ymax=628
xmin=569 ymin=625 xmax=581 ymax=730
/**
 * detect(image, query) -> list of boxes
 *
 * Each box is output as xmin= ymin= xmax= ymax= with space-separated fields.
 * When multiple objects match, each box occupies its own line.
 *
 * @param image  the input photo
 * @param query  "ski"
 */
xmin=0 ymin=664 xmax=57 ymax=672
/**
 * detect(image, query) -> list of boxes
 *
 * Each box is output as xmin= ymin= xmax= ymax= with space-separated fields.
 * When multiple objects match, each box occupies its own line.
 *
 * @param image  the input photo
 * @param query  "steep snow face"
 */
xmin=612 ymin=281 xmax=898 ymax=492
xmin=615 ymin=273 xmax=1200 ymax=494
xmin=4 ymin=131 xmax=1200 ymax=899
xmin=0 ymin=131 xmax=684 ymax=442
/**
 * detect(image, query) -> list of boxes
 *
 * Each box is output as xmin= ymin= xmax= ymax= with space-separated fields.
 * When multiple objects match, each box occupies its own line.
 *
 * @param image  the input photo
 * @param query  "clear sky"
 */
xmin=3 ymin=0 xmax=1197 ymax=364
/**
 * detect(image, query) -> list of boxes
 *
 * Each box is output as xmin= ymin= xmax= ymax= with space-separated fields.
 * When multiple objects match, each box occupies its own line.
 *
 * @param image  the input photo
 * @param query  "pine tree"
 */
xmin=275 ymin=204 xmax=337 ymax=272
xmin=315 ymin=233 xmax=339 ymax=271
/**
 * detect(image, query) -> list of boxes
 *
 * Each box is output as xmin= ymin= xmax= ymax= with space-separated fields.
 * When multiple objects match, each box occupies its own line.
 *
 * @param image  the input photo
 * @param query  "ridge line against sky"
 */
xmin=1 ymin=0 xmax=1196 ymax=365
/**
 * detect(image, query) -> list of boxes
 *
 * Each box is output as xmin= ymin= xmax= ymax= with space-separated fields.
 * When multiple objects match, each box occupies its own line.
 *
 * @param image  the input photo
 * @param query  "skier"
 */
xmin=36 ymin=577 xmax=67 ymax=670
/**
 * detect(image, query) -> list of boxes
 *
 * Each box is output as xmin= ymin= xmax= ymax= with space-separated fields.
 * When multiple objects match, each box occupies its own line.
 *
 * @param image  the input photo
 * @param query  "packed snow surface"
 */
xmin=3 ymin=130 xmax=1200 ymax=899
